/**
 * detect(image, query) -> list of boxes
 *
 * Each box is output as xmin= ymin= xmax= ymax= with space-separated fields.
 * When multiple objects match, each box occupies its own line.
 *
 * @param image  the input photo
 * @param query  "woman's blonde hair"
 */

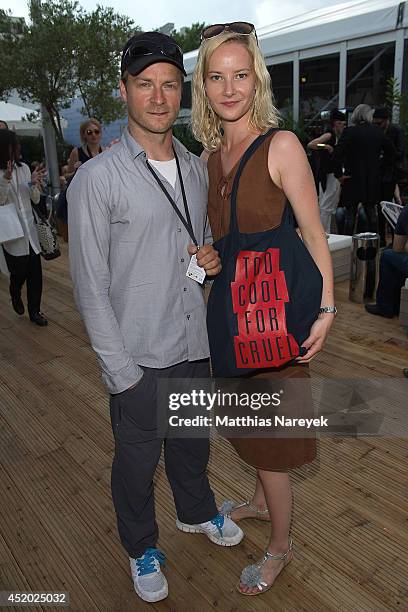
xmin=191 ymin=32 xmax=280 ymax=151
xmin=79 ymin=118 xmax=102 ymax=143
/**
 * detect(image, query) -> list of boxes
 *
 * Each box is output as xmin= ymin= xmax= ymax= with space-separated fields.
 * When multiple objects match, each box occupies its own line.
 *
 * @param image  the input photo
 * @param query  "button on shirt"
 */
xmin=68 ymin=129 xmax=212 ymax=394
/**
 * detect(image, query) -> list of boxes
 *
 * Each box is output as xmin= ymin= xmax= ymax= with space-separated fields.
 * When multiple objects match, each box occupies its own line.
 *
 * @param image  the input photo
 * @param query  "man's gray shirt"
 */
xmin=68 ymin=128 xmax=211 ymax=394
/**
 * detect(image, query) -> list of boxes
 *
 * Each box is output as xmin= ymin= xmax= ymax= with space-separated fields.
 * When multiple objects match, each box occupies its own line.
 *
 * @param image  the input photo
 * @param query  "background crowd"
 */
xmin=1 ymin=87 xmax=407 ymax=340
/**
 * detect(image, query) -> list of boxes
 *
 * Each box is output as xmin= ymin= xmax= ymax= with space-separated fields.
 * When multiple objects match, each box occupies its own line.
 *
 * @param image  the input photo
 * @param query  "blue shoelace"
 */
xmin=136 ymin=548 xmax=165 ymax=576
xmin=210 ymin=513 xmax=225 ymax=537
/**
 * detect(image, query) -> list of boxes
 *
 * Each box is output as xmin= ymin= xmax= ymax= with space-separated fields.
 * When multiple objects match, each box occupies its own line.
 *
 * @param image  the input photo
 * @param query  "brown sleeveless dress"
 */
xmin=207 ymin=132 xmax=316 ymax=471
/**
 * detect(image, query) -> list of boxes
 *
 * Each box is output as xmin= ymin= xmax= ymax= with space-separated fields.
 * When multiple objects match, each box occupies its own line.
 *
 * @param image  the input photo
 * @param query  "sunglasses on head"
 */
xmin=201 ymin=22 xmax=257 ymax=42
xmin=125 ymin=39 xmax=183 ymax=62
xmin=86 ymin=129 xmax=100 ymax=136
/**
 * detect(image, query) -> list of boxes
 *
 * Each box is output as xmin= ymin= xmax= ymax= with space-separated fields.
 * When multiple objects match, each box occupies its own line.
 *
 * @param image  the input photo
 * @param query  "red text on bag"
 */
xmin=231 ymin=248 xmax=299 ymax=368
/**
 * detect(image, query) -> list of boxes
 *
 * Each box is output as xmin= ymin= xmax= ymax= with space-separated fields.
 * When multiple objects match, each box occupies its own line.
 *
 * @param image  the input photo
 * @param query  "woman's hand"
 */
xmin=4 ymin=160 xmax=13 ymax=181
xmin=296 ymin=314 xmax=335 ymax=363
xmin=31 ymin=163 xmax=46 ymax=189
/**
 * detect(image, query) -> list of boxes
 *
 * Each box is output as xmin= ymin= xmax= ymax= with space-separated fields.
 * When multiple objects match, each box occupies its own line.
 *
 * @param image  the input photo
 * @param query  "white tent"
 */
xmin=0 ymin=101 xmax=41 ymax=136
xmin=182 ymin=0 xmax=407 ymax=121
xmin=183 ymin=0 xmax=408 ymax=74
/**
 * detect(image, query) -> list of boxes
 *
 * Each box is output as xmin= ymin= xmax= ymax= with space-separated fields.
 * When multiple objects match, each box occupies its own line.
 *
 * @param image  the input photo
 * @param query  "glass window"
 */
xmin=181 ymin=81 xmax=192 ymax=109
xmin=267 ymin=62 xmax=293 ymax=116
xmin=299 ymin=54 xmax=340 ymax=123
xmin=346 ymin=43 xmax=395 ymax=108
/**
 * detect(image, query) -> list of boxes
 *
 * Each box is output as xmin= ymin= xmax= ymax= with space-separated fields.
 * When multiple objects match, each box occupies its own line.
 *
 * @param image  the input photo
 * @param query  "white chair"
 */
xmin=380 ymin=201 xmax=403 ymax=230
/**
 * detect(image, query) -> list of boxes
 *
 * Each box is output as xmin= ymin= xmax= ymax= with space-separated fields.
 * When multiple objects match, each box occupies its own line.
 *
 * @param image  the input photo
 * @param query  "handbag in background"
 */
xmin=32 ymin=204 xmax=61 ymax=261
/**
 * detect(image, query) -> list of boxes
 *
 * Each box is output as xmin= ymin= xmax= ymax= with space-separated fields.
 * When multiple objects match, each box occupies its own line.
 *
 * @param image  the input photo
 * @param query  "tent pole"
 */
xmin=31 ymin=0 xmax=61 ymax=197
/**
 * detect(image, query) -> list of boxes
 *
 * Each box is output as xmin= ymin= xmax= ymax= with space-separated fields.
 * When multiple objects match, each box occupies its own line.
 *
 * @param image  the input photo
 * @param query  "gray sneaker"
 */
xmin=176 ymin=512 xmax=244 ymax=546
xmin=129 ymin=548 xmax=168 ymax=603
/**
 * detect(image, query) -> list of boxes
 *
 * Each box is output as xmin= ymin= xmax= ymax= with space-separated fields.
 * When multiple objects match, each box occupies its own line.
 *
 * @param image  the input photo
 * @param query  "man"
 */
xmin=365 ymin=204 xmax=408 ymax=318
xmin=0 ymin=120 xmax=9 ymax=129
xmin=372 ymin=107 xmax=405 ymax=193
xmin=372 ymin=107 xmax=405 ymax=245
xmin=307 ymin=109 xmax=346 ymax=232
xmin=68 ymin=32 xmax=243 ymax=604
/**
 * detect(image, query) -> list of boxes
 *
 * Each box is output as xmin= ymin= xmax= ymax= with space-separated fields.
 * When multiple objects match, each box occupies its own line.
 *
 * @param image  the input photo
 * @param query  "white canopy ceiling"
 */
xmin=183 ymin=0 xmax=407 ymax=75
xmin=0 ymin=101 xmax=41 ymax=136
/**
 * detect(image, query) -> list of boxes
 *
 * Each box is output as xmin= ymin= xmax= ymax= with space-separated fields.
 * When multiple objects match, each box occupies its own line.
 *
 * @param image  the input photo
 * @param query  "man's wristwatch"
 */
xmin=319 ymin=306 xmax=337 ymax=315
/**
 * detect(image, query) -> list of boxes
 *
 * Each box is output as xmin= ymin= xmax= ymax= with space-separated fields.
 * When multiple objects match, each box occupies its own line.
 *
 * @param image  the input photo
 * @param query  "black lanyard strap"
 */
xmin=146 ymin=152 xmax=198 ymax=247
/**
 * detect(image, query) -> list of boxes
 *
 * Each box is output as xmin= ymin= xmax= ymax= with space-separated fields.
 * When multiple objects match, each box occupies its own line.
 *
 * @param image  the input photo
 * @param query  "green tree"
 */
xmin=0 ymin=1 xmax=81 ymax=141
xmin=386 ymin=76 xmax=408 ymax=163
xmin=171 ymin=22 xmax=205 ymax=53
xmin=75 ymin=6 xmax=136 ymax=123
xmin=0 ymin=1 xmax=135 ymax=141
xmin=173 ymin=123 xmax=202 ymax=156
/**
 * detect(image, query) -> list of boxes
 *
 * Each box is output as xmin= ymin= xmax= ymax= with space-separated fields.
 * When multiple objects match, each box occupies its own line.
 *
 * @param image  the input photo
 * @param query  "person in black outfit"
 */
xmin=365 ymin=204 xmax=408 ymax=317
xmin=332 ymin=104 xmax=396 ymax=235
xmin=373 ymin=107 xmax=405 ymax=245
xmin=307 ymin=109 xmax=346 ymax=233
xmin=67 ymin=118 xmax=104 ymax=177
xmin=59 ymin=119 xmax=104 ymax=240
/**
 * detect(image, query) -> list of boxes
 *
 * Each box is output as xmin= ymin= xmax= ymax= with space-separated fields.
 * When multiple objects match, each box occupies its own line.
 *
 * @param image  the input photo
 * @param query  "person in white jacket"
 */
xmin=0 ymin=129 xmax=47 ymax=325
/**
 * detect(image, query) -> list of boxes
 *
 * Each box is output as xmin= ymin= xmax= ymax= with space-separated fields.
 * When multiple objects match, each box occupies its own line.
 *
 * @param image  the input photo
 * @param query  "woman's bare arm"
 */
xmin=307 ymin=132 xmax=332 ymax=151
xmin=67 ymin=147 xmax=79 ymax=176
xmin=268 ymin=130 xmax=335 ymax=362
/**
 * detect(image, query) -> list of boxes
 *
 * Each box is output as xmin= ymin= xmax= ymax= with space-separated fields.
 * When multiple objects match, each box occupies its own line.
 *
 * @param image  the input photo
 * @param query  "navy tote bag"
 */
xmin=207 ymin=129 xmax=323 ymax=378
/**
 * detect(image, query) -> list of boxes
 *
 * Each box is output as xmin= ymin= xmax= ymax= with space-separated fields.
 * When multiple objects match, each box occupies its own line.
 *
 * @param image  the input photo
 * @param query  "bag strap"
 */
xmin=31 ymin=201 xmax=50 ymax=224
xmin=229 ymin=127 xmax=279 ymax=234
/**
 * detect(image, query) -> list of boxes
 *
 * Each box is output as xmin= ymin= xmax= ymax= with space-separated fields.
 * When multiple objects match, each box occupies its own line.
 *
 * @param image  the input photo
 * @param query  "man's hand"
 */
xmin=126 ymin=379 xmax=142 ymax=391
xmin=116 ymin=377 xmax=143 ymax=395
xmin=187 ymin=244 xmax=221 ymax=277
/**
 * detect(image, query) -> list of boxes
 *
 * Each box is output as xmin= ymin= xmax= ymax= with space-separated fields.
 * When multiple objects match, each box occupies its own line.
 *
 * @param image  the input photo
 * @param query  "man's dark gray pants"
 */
xmin=109 ymin=359 xmax=217 ymax=559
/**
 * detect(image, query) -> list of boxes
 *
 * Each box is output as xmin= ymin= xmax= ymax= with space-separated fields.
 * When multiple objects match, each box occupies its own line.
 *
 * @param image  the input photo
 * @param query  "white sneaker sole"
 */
xmin=176 ymin=520 xmax=244 ymax=546
xmin=133 ymin=580 xmax=168 ymax=603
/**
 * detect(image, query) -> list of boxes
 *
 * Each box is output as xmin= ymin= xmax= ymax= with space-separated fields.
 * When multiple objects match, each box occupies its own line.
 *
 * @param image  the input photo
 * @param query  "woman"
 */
xmin=307 ymin=109 xmax=346 ymax=233
xmin=67 ymin=118 xmax=103 ymax=176
xmin=0 ymin=129 xmax=47 ymax=325
xmin=192 ymin=23 xmax=335 ymax=595
xmin=59 ymin=119 xmax=103 ymax=241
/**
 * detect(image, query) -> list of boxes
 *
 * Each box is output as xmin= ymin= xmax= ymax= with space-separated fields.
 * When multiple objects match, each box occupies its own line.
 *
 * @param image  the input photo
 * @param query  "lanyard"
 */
xmin=146 ymin=152 xmax=198 ymax=247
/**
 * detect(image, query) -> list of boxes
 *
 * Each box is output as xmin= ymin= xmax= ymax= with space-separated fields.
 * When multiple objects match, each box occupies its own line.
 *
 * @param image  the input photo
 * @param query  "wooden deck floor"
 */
xmin=0 ymin=245 xmax=407 ymax=612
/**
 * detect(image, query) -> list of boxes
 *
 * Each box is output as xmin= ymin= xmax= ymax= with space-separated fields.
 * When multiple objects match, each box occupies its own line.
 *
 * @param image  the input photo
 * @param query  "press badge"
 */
xmin=186 ymin=254 xmax=206 ymax=284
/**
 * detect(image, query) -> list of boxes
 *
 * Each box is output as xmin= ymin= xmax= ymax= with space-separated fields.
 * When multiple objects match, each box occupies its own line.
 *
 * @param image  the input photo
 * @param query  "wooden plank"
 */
xmin=0 ymin=532 xmax=43 ymax=612
xmin=0 ymin=464 xmax=100 ymax=612
xmin=0 ymin=245 xmax=407 ymax=611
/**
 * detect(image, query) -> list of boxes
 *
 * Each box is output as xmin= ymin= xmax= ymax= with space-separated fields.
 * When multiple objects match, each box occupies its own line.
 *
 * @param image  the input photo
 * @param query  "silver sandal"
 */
xmin=238 ymin=540 xmax=294 ymax=596
xmin=219 ymin=500 xmax=270 ymax=520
